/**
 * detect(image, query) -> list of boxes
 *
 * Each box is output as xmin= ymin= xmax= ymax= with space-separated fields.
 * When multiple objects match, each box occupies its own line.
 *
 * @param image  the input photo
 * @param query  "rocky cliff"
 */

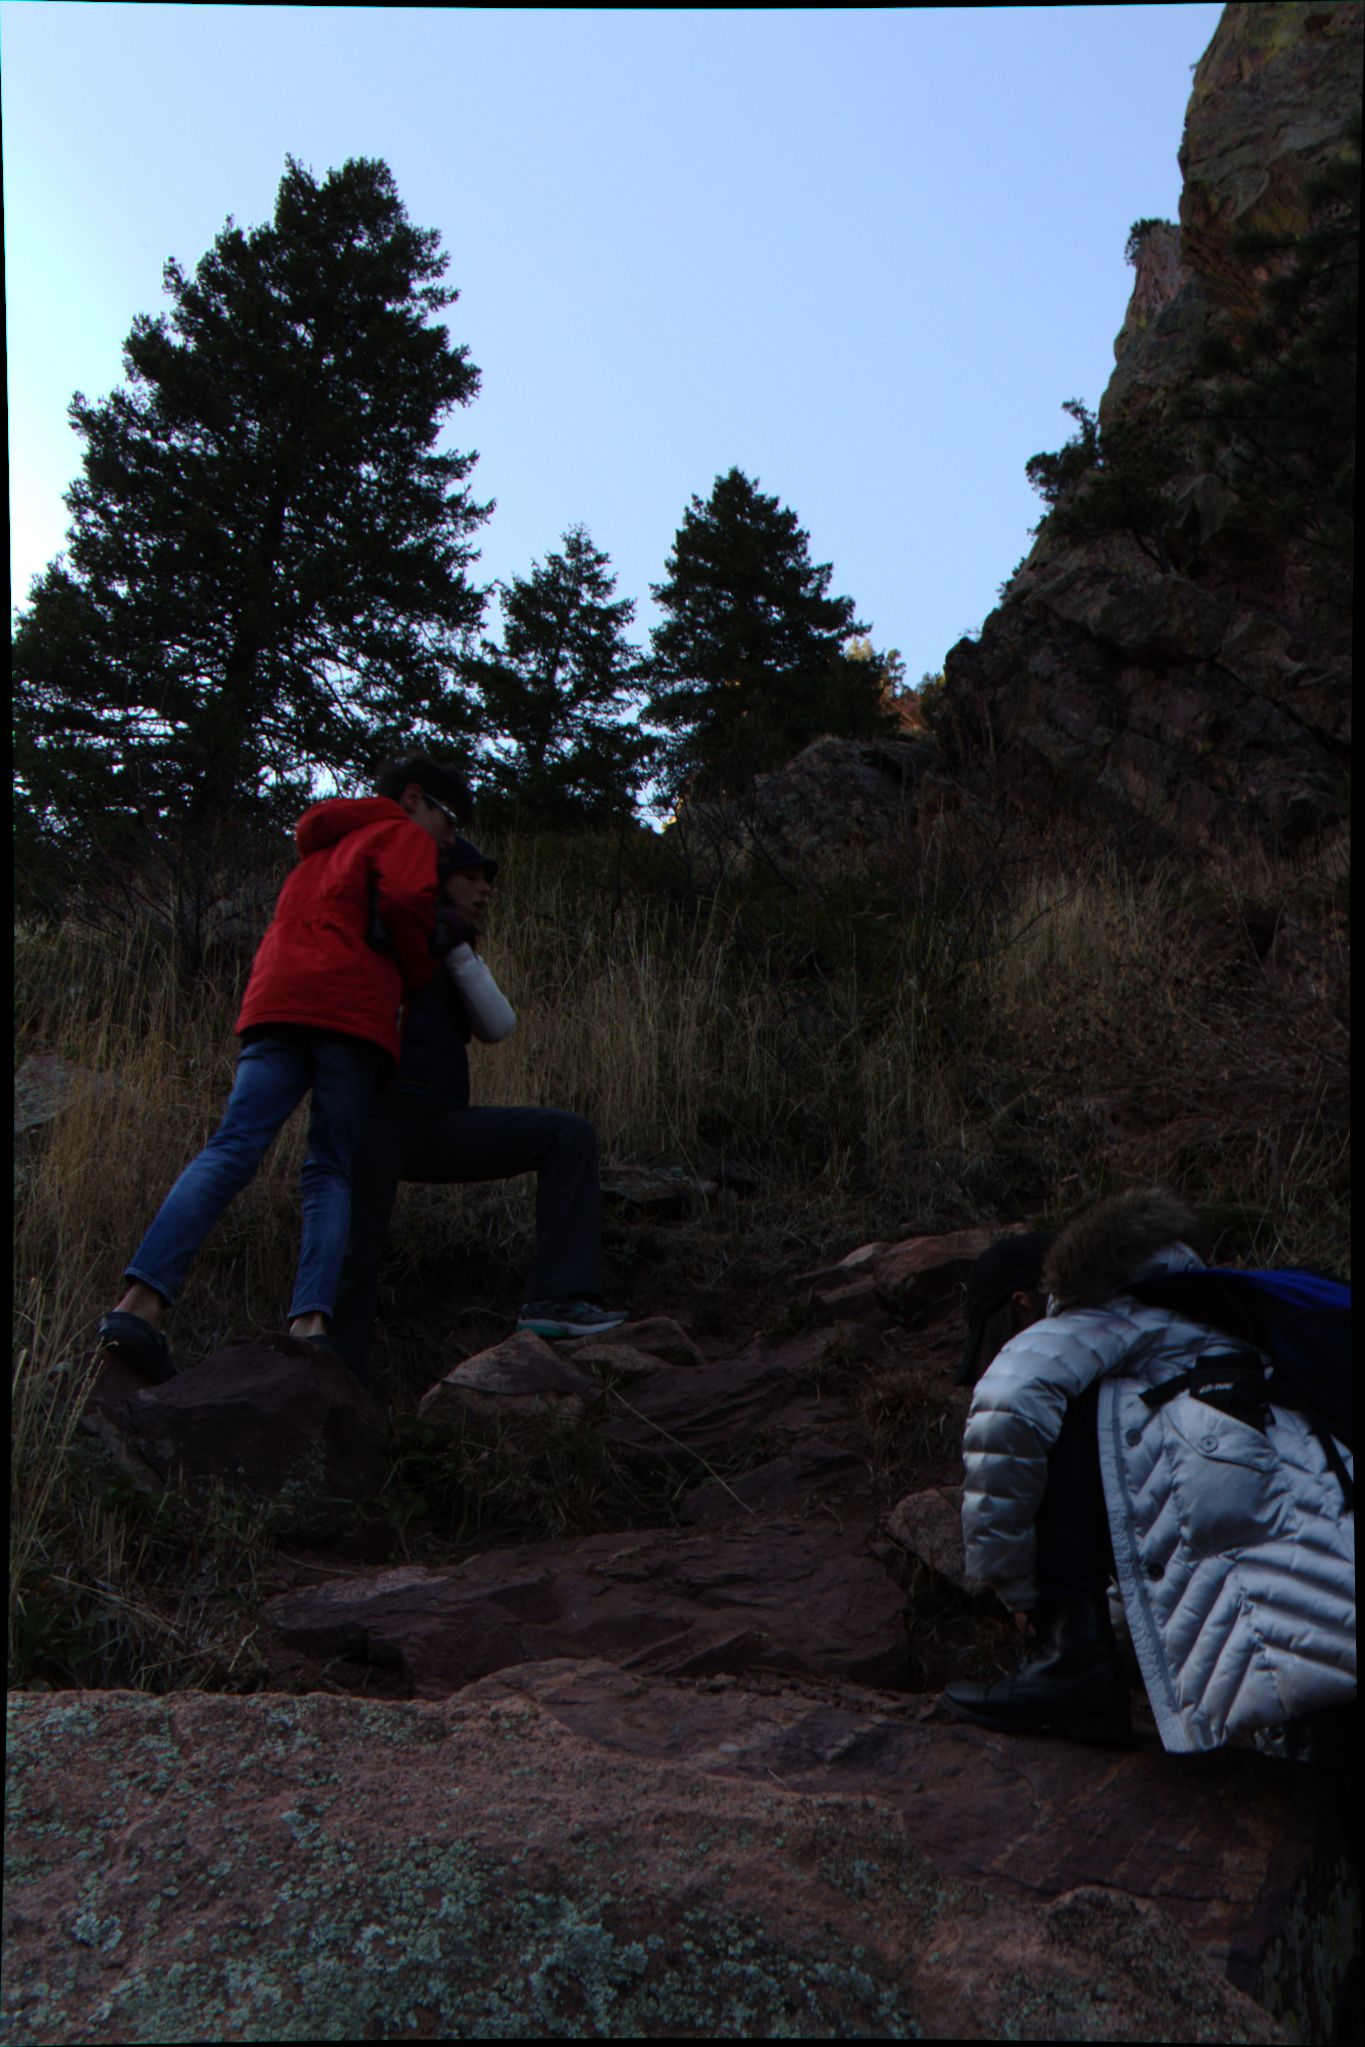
xmin=932 ymin=1 xmax=1359 ymax=854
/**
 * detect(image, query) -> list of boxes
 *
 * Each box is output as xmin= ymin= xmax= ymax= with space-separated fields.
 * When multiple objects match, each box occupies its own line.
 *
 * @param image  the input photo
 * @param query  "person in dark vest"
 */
xmin=944 ymin=1189 xmax=1355 ymax=1754
xmin=97 ymin=755 xmax=468 ymax=1382
xmin=329 ymin=833 xmax=625 ymax=1389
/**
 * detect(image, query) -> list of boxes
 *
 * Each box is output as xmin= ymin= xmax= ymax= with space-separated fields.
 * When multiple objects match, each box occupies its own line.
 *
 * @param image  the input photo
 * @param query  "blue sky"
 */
xmin=3 ymin=2 xmax=1225 ymax=687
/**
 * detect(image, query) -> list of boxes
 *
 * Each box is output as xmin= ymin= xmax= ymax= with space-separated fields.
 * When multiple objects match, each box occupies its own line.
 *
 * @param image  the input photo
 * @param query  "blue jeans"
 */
xmin=125 ymin=1031 xmax=382 ymax=1323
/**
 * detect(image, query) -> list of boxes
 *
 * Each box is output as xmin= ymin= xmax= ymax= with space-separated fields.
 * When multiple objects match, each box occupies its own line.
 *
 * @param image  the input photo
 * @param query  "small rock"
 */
xmin=418 ymin=1332 xmax=600 ymax=1423
xmin=564 ymin=1316 xmax=704 ymax=1371
xmin=793 ymin=1242 xmax=891 ymax=1292
xmin=715 ymin=1159 xmax=765 ymax=1196
xmin=563 ymin=1341 xmax=670 ymax=1385
xmin=600 ymin=1164 xmax=719 ymax=1217
xmin=884 ymin=1487 xmax=989 ymax=1600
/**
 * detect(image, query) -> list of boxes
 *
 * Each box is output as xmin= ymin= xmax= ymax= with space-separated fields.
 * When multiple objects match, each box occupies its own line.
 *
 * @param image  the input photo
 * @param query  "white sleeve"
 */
xmin=443 ymin=944 xmax=517 ymax=1042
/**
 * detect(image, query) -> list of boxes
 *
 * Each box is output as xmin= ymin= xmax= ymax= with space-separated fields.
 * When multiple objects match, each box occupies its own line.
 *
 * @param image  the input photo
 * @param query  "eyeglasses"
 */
xmin=424 ymin=793 xmax=458 ymax=829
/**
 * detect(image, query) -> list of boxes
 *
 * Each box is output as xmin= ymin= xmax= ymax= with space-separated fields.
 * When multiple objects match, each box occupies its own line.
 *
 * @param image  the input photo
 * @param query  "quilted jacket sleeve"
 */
xmin=961 ymin=1310 xmax=1135 ymax=1608
xmin=443 ymin=946 xmax=517 ymax=1043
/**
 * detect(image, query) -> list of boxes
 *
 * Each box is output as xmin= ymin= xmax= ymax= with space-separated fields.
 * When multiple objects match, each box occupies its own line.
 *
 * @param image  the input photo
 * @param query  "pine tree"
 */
xmin=13 ymin=155 xmax=490 ymax=897
xmin=466 ymin=524 xmax=650 ymax=830
xmin=646 ymin=468 xmax=896 ymax=802
xmin=1025 ymin=398 xmax=1182 ymax=573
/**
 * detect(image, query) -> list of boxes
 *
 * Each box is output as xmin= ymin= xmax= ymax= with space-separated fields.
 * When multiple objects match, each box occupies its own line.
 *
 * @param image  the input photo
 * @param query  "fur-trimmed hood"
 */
xmin=1041 ymin=1188 xmax=1207 ymax=1308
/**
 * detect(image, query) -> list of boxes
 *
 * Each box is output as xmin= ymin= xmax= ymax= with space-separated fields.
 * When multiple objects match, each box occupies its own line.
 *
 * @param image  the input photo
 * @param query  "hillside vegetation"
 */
xmin=12 ymin=806 xmax=1349 ymax=1691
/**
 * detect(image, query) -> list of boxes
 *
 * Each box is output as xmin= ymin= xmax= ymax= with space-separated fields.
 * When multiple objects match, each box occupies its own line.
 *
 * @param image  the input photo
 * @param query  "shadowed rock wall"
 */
xmin=932 ymin=1 xmax=1359 ymax=854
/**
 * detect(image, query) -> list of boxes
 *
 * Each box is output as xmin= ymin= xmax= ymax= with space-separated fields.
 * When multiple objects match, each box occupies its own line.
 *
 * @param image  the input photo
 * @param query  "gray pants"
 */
xmin=330 ymin=1083 xmax=603 ymax=1380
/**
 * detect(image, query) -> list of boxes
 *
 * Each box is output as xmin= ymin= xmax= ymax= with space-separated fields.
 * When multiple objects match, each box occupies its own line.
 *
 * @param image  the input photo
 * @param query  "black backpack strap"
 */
xmin=1141 ymin=1353 xmax=1271 ymax=1433
xmin=1143 ymin=1366 xmax=1353 ymax=1509
xmin=1312 ymin=1427 xmax=1355 ymax=1512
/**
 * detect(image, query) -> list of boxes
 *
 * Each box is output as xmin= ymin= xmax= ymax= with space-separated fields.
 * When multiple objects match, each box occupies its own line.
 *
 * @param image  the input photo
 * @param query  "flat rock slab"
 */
xmin=263 ymin=1515 xmax=909 ymax=1692
xmin=3 ymin=1689 xmax=1286 ymax=2044
xmin=465 ymin=1659 xmax=1352 ymax=2038
xmin=600 ymin=1327 xmax=861 ymax=1471
xmin=678 ymin=1439 xmax=867 ymax=1527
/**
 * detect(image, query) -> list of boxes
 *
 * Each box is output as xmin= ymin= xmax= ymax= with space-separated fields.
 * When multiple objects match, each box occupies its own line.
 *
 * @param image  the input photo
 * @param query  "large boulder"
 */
xmin=261 ymin=1514 xmax=909 ymax=1693
xmin=2 ymin=1686 xmax=1297 ymax=2043
xmin=871 ymin=1228 xmax=996 ymax=1322
xmin=81 ymin=1335 xmax=386 ymax=1528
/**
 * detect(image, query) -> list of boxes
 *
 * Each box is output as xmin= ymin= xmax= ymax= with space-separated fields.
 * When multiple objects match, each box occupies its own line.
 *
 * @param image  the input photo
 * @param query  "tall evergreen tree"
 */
xmin=13 ymin=154 xmax=489 ymax=893
xmin=646 ymin=468 xmax=896 ymax=801
xmin=466 ymin=525 xmax=650 ymax=830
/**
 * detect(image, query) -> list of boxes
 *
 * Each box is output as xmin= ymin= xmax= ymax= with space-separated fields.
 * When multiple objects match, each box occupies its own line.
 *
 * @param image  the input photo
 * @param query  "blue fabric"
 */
xmin=1127 ymin=1267 xmax=1352 ymax=1445
xmin=125 ymin=1030 xmax=380 ymax=1322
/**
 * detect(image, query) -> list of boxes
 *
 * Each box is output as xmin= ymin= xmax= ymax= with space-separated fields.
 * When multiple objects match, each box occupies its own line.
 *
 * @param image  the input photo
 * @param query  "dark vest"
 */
xmin=399 ymin=965 xmax=471 ymax=1102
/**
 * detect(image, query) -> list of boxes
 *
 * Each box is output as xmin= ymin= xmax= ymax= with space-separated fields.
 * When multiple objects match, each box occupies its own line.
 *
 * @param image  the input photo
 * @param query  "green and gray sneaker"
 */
xmin=517 ymin=1299 xmax=629 ymax=1340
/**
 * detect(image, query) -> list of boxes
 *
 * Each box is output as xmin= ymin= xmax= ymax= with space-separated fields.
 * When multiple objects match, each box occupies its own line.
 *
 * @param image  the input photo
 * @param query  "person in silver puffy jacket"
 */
xmin=944 ymin=1188 xmax=1355 ymax=1754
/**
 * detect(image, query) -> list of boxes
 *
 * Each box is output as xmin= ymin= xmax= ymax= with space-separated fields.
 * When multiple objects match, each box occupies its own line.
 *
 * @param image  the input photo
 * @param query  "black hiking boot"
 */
xmin=943 ymin=1590 xmax=1134 ymax=1746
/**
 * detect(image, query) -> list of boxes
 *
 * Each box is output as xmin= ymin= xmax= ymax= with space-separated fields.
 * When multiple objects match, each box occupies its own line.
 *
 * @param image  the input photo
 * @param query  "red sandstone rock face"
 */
xmin=3 ymin=1687 xmax=1293 ymax=2044
xmin=262 ymin=1514 xmax=911 ymax=1693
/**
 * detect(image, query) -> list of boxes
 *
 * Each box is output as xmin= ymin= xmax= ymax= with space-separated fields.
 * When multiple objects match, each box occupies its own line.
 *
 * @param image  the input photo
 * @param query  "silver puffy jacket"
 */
xmin=961 ymin=1242 xmax=1356 ymax=1753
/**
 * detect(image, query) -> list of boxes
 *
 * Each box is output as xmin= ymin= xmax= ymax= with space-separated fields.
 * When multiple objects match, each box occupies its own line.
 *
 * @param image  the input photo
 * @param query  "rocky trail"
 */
xmin=5 ymin=1225 xmax=1358 ymax=2043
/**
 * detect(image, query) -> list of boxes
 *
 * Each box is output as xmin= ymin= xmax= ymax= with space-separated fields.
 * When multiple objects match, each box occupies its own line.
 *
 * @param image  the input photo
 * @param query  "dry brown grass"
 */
xmin=10 ymin=810 xmax=1349 ymax=1688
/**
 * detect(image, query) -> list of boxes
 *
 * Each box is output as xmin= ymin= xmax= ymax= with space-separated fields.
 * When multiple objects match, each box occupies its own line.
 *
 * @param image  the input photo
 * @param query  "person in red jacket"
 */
xmin=96 ymin=755 xmax=466 ymax=1383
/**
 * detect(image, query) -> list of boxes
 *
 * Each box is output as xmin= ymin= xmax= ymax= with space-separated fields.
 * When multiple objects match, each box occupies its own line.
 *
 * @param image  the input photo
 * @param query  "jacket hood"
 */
xmin=295 ymin=796 xmax=408 ymax=856
xmin=1042 ymin=1187 xmax=1207 ymax=1309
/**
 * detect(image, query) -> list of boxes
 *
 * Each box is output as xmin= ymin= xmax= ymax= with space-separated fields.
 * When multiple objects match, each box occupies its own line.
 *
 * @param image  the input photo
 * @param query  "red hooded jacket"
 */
xmin=235 ymin=797 xmax=439 ymax=1064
